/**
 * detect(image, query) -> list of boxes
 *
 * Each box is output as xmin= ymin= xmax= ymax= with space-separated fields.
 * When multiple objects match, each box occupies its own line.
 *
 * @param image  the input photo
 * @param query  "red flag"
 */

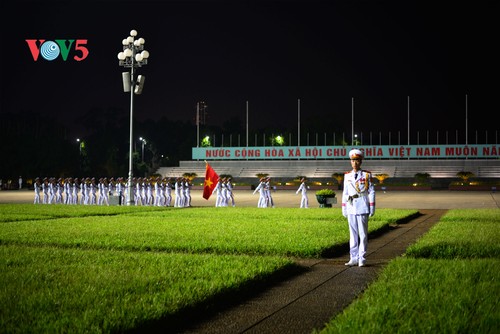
xmin=203 ymin=162 xmax=219 ymax=200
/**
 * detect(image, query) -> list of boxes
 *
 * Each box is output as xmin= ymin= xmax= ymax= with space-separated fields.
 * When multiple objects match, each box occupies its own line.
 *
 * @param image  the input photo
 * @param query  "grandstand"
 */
xmin=156 ymin=159 xmax=500 ymax=180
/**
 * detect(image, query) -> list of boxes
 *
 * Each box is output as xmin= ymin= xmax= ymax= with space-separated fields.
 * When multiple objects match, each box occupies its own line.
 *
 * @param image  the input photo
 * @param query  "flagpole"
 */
xmin=351 ymin=97 xmax=354 ymax=146
xmin=196 ymin=102 xmax=200 ymax=148
xmin=465 ymin=94 xmax=468 ymax=145
xmin=407 ymin=96 xmax=410 ymax=145
xmin=297 ymin=98 xmax=301 ymax=147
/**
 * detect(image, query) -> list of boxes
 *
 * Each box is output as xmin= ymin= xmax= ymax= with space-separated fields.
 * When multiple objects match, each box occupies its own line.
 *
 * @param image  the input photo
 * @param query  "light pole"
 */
xmin=117 ymin=29 xmax=149 ymax=206
xmin=76 ymin=138 xmax=81 ymax=154
xmin=139 ymin=137 xmax=147 ymax=162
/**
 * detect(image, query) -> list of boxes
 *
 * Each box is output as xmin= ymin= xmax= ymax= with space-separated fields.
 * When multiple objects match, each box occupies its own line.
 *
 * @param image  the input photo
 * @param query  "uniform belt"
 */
xmin=347 ymin=193 xmax=367 ymax=204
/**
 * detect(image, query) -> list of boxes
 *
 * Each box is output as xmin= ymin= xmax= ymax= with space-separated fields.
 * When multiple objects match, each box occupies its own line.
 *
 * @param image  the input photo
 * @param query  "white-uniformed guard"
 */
xmin=265 ymin=177 xmax=274 ymax=208
xmin=220 ymin=178 xmax=228 ymax=207
xmin=154 ymin=177 xmax=161 ymax=206
xmin=184 ymin=178 xmax=192 ymax=207
xmin=212 ymin=178 xmax=224 ymax=207
xmin=226 ymin=177 xmax=235 ymax=207
xmin=34 ymin=177 xmax=41 ymax=204
xmin=174 ymin=177 xmax=184 ymax=207
xmin=342 ymin=148 xmax=375 ymax=267
xmin=296 ymin=177 xmax=309 ymax=208
xmin=165 ymin=178 xmax=173 ymax=207
xmin=253 ymin=177 xmax=267 ymax=208
xmin=42 ymin=177 xmax=49 ymax=204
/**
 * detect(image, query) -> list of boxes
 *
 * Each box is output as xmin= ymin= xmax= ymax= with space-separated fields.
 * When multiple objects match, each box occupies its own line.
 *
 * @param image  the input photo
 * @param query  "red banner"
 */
xmin=203 ymin=162 xmax=219 ymax=200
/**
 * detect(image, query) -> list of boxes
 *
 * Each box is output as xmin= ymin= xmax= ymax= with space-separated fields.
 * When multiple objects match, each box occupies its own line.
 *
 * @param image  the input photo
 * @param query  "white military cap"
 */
xmin=349 ymin=148 xmax=364 ymax=159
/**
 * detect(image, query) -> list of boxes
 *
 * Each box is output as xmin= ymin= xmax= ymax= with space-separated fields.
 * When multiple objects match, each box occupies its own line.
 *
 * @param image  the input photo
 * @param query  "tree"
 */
xmin=183 ymin=172 xmax=198 ymax=181
xmin=456 ymin=171 xmax=474 ymax=184
xmin=332 ymin=173 xmax=344 ymax=185
xmin=374 ymin=173 xmax=389 ymax=184
xmin=414 ymin=173 xmax=431 ymax=184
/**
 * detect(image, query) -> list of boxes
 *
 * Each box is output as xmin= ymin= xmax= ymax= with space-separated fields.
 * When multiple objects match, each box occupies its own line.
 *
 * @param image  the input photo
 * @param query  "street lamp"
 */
xmin=139 ymin=137 xmax=147 ymax=162
xmin=117 ymin=29 xmax=150 ymax=206
xmin=76 ymin=138 xmax=81 ymax=154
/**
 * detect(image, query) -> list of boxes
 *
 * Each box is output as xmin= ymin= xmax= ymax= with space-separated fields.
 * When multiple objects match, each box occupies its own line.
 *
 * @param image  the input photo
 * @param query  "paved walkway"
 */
xmin=1 ymin=190 xmax=498 ymax=333
xmin=1 ymin=189 xmax=499 ymax=209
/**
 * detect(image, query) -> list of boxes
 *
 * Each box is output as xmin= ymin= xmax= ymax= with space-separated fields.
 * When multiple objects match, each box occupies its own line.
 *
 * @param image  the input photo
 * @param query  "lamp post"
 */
xmin=76 ymin=138 xmax=81 ymax=154
xmin=139 ymin=137 xmax=147 ymax=162
xmin=117 ymin=29 xmax=149 ymax=206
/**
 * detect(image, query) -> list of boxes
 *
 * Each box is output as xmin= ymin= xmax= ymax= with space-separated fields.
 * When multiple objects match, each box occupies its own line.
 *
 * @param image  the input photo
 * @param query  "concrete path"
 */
xmin=1 ymin=189 xmax=499 ymax=209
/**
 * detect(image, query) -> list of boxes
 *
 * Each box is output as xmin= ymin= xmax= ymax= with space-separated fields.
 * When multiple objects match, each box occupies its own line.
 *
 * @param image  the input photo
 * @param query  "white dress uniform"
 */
xmin=342 ymin=149 xmax=375 ymax=267
xmin=265 ymin=179 xmax=274 ymax=207
xmin=165 ymin=180 xmax=172 ymax=207
xmin=34 ymin=179 xmax=41 ymax=204
xmin=101 ymin=179 xmax=110 ymax=206
xmin=71 ymin=179 xmax=79 ymax=205
xmin=56 ymin=179 xmax=64 ymax=204
xmin=64 ymin=179 xmax=71 ymax=204
xmin=154 ymin=179 xmax=161 ymax=206
xmin=220 ymin=179 xmax=228 ymax=207
xmin=42 ymin=179 xmax=49 ymax=204
xmin=226 ymin=179 xmax=235 ymax=207
xmin=212 ymin=179 xmax=224 ymax=207
xmin=296 ymin=180 xmax=309 ymax=208
xmin=184 ymin=180 xmax=192 ymax=207
xmin=174 ymin=178 xmax=184 ymax=207
xmin=48 ymin=180 xmax=56 ymax=204
xmin=253 ymin=179 xmax=267 ymax=208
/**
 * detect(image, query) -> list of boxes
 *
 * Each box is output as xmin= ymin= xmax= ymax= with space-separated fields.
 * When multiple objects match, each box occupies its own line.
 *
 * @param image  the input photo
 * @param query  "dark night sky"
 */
xmin=2 ymin=0 xmax=498 ymax=141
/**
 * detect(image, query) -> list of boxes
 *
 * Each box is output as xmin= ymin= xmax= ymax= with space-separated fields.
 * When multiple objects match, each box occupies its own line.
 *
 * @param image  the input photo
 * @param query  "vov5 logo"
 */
xmin=26 ymin=39 xmax=89 ymax=61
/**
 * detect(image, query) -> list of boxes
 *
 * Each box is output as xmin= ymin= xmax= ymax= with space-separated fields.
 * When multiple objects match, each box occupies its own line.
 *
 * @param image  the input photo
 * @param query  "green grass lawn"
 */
xmin=0 ymin=244 xmax=292 ymax=333
xmin=0 ymin=206 xmax=414 ymax=258
xmin=0 ymin=204 xmax=417 ymax=333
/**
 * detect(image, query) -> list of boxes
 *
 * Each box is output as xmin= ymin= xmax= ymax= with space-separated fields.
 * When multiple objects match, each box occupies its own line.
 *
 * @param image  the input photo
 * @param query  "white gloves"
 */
xmin=369 ymin=206 xmax=375 ymax=217
xmin=342 ymin=207 xmax=347 ymax=218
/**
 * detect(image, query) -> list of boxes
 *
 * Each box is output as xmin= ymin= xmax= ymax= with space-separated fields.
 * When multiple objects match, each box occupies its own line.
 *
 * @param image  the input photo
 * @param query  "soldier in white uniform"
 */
xmin=226 ymin=177 xmax=235 ymax=207
xmin=64 ymin=178 xmax=72 ymax=204
xmin=42 ymin=177 xmax=49 ymax=204
xmin=34 ymin=177 xmax=41 ymax=204
xmin=56 ymin=178 xmax=64 ymax=204
xmin=71 ymin=178 xmax=79 ymax=204
xmin=253 ymin=178 xmax=267 ymax=208
xmin=48 ymin=178 xmax=56 ymax=204
xmin=342 ymin=149 xmax=375 ymax=267
xmin=212 ymin=178 xmax=224 ymax=207
xmin=174 ymin=177 xmax=184 ymax=207
xmin=184 ymin=178 xmax=192 ymax=207
xmin=296 ymin=177 xmax=309 ymax=208
xmin=265 ymin=177 xmax=274 ymax=208
xmin=101 ymin=178 xmax=110 ymax=206
xmin=220 ymin=178 xmax=228 ymax=207
xmin=165 ymin=178 xmax=173 ymax=207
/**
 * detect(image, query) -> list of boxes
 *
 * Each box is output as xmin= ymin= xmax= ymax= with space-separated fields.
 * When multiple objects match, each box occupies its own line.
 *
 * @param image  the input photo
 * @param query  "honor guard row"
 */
xmin=252 ymin=176 xmax=275 ymax=208
xmin=33 ymin=176 xmax=194 ymax=207
xmin=212 ymin=177 xmax=236 ymax=207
